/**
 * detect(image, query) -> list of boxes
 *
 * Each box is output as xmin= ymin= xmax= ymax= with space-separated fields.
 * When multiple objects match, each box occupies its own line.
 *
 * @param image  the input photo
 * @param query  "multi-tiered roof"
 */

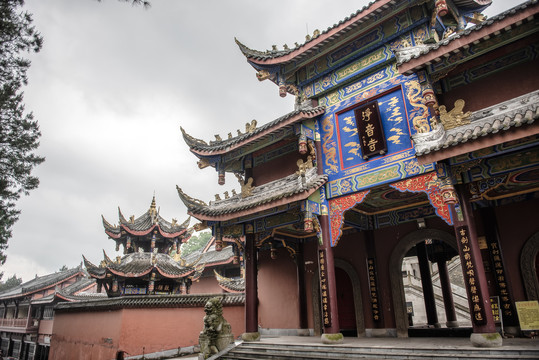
xmin=84 ymin=197 xmax=197 ymax=297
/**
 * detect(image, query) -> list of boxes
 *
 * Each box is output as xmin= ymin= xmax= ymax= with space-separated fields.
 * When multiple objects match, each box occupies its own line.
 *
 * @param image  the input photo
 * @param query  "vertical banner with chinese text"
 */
xmin=367 ymin=257 xmax=382 ymax=322
xmin=457 ymin=226 xmax=487 ymax=325
xmin=319 ymin=250 xmax=332 ymax=327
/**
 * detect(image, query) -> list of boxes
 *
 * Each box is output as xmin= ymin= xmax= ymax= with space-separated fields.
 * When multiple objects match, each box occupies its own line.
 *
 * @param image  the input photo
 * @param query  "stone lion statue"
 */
xmin=198 ymin=297 xmax=234 ymax=359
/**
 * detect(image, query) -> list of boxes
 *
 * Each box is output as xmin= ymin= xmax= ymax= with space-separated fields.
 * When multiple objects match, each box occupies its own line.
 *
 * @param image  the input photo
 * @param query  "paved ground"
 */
xmin=168 ymin=335 xmax=539 ymax=359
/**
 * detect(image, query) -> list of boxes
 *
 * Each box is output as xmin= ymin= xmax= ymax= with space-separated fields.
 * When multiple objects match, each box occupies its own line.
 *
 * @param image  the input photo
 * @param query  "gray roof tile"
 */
xmin=413 ymin=90 xmax=539 ymax=156
xmin=54 ymin=293 xmax=245 ymax=312
xmin=178 ymin=167 xmax=327 ymax=218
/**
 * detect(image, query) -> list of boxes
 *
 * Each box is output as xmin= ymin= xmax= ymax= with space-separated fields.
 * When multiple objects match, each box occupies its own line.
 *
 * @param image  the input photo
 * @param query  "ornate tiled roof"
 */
xmin=31 ymin=278 xmax=105 ymax=304
xmin=177 ymin=167 xmax=327 ymax=221
xmin=214 ymin=270 xmax=245 ymax=293
xmin=236 ymin=0 xmax=491 ymax=66
xmin=181 ymin=106 xmax=325 ymax=156
xmin=84 ymin=253 xmax=197 ymax=280
xmin=54 ymin=293 xmax=245 ymax=312
xmin=394 ymin=0 xmax=538 ymax=73
xmin=184 ymin=244 xmax=235 ymax=267
xmin=103 ymin=196 xmax=191 ymax=239
xmin=412 ymin=90 xmax=539 ymax=156
xmin=83 ymin=255 xmax=106 ymax=279
xmin=0 ymin=267 xmax=85 ymax=300
xmin=235 ymin=0 xmax=400 ymax=65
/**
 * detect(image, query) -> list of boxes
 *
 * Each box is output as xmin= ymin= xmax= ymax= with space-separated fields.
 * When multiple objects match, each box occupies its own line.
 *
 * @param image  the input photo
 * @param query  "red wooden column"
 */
xmin=244 ymin=233 xmax=259 ymax=336
xmin=437 ymin=259 xmax=458 ymax=327
xmin=316 ymin=135 xmax=342 ymax=342
xmin=416 ymin=241 xmax=440 ymax=328
xmin=296 ymin=239 xmax=309 ymax=331
xmin=319 ymin=214 xmax=341 ymax=336
xmin=452 ymin=184 xmax=501 ymax=346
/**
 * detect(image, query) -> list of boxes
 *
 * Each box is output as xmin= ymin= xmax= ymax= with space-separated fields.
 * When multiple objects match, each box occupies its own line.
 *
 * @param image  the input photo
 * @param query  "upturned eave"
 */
xmin=396 ymin=1 xmax=539 ymax=75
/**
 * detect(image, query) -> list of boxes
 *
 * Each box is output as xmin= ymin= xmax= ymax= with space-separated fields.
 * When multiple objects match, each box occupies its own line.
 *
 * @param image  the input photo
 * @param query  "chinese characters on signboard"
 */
xmin=457 ymin=226 xmax=487 ymax=325
xmin=490 ymin=296 xmax=501 ymax=323
xmin=489 ymin=241 xmax=515 ymax=319
xmin=354 ymin=101 xmax=387 ymax=159
xmin=367 ymin=258 xmax=381 ymax=322
xmin=319 ymin=250 xmax=332 ymax=327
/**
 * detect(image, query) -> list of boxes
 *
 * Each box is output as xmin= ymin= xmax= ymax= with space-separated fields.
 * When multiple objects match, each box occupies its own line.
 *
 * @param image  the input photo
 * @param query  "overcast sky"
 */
xmin=3 ymin=0 xmax=522 ymax=282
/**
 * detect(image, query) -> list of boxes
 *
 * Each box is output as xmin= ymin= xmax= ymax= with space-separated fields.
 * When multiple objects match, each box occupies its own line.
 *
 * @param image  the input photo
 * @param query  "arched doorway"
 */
xmin=389 ymin=229 xmax=459 ymax=337
xmin=336 ymin=267 xmax=356 ymax=336
xmin=520 ymin=231 xmax=539 ymax=301
xmin=335 ymin=258 xmax=365 ymax=337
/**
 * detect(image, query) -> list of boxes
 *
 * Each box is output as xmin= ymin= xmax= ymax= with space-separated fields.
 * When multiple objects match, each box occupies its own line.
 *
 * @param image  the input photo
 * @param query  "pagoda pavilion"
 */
xmin=84 ymin=197 xmax=197 ymax=297
xmin=179 ymin=0 xmax=539 ymax=348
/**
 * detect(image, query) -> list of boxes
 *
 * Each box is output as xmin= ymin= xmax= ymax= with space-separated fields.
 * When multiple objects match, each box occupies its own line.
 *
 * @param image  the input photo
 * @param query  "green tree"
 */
xmin=181 ymin=231 xmax=212 ymax=257
xmin=0 ymin=0 xmax=44 ymax=265
xmin=0 ymin=273 xmax=22 ymax=292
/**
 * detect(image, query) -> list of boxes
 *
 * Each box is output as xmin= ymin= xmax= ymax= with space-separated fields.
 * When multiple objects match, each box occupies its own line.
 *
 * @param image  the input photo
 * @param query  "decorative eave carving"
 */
xmin=177 ymin=186 xmax=208 ymax=210
xmin=180 ymin=126 xmax=208 ymax=147
xmin=412 ymin=90 xmax=539 ymax=157
xmin=181 ymin=167 xmax=327 ymax=221
xmin=439 ymin=99 xmax=472 ymax=130
xmin=181 ymin=106 xmax=325 ymax=157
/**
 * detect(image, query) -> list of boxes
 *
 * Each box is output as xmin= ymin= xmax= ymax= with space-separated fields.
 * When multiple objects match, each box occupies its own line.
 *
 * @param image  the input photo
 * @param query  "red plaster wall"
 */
xmin=119 ymin=307 xmax=205 ymax=355
xmin=190 ymin=275 xmax=224 ymax=294
xmin=333 ymin=231 xmax=370 ymax=328
xmin=50 ymin=310 xmax=123 ymax=360
xmin=491 ymin=198 xmax=539 ymax=301
xmin=50 ymin=305 xmax=245 ymax=359
xmin=119 ymin=306 xmax=244 ymax=354
xmin=258 ymin=247 xmax=300 ymax=329
xmin=38 ymin=319 xmax=54 ymax=336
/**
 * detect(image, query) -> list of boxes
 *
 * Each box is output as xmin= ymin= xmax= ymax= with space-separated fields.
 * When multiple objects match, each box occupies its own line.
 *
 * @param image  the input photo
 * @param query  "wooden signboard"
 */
xmin=367 ymin=257 xmax=382 ymax=322
xmin=319 ymin=250 xmax=332 ymax=327
xmin=354 ymin=101 xmax=387 ymax=159
xmin=457 ymin=226 xmax=487 ymax=325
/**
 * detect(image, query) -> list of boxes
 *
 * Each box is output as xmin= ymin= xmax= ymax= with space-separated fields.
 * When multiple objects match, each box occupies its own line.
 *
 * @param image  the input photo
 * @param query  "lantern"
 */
xmin=215 ymin=237 xmax=223 ymax=251
xmin=422 ymin=86 xmax=436 ymax=107
xmin=304 ymin=209 xmax=314 ymax=232
xmin=279 ymin=84 xmax=287 ymax=97
xmin=218 ymin=170 xmax=225 ymax=185
xmin=436 ymin=0 xmax=448 ymax=17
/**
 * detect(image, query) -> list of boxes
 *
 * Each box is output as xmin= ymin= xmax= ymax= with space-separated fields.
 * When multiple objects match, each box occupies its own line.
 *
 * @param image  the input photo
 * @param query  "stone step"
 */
xmin=220 ymin=342 xmax=539 ymax=360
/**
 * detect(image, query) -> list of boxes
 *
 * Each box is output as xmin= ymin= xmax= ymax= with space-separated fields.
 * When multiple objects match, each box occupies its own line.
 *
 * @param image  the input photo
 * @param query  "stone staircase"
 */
xmin=218 ymin=341 xmax=539 ymax=359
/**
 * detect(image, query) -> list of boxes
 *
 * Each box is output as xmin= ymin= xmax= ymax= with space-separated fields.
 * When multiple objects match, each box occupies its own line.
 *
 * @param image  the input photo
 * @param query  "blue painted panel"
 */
xmin=336 ymin=89 xmax=412 ymax=170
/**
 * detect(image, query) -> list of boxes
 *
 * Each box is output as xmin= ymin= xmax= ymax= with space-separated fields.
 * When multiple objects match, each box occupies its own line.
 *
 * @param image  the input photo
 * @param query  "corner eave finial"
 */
xmin=180 ymin=126 xmax=208 ymax=147
xmin=176 ymin=186 xmax=207 ymax=208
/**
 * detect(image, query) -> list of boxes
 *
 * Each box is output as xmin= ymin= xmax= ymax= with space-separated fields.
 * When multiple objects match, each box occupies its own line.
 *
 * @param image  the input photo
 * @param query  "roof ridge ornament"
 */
xmin=241 ymin=178 xmax=254 ymax=198
xmin=439 ymin=99 xmax=472 ymax=130
xmin=245 ymin=119 xmax=257 ymax=133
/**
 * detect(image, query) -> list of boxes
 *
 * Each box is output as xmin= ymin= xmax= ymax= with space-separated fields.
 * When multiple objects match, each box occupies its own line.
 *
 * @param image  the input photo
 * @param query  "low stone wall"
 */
xmin=49 ymin=293 xmax=245 ymax=359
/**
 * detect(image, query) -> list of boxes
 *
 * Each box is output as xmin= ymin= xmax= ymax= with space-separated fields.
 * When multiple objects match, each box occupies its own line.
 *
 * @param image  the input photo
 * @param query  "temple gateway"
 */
xmin=3 ymin=1 xmax=537 ymax=359
xmin=179 ymin=0 xmax=539 ymax=347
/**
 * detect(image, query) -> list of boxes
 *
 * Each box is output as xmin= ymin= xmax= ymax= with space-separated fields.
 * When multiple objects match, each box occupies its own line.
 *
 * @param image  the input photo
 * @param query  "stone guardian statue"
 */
xmin=198 ymin=297 xmax=234 ymax=359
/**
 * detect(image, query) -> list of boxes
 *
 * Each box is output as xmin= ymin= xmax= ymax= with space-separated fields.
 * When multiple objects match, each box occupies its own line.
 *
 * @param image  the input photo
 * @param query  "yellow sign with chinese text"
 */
xmin=515 ymin=300 xmax=539 ymax=330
